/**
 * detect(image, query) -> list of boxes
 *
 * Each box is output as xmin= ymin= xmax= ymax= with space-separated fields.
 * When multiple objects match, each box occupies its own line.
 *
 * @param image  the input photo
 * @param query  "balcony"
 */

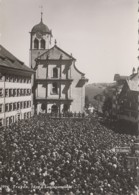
xmin=35 ymin=96 xmax=73 ymax=101
xmin=35 ymin=77 xmax=73 ymax=82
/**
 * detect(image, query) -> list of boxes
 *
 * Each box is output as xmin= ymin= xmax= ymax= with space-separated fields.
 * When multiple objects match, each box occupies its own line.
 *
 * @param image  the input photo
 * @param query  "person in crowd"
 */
xmin=0 ymin=114 xmax=137 ymax=194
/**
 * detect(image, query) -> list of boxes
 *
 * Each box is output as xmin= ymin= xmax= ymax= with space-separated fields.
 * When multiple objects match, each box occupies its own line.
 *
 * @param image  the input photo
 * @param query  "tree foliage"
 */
xmin=85 ymin=95 xmax=90 ymax=108
xmin=102 ymin=96 xmax=112 ymax=117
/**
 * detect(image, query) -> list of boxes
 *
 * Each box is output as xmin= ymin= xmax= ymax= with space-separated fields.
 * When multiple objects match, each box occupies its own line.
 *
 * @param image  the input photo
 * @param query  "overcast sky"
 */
xmin=0 ymin=0 xmax=138 ymax=83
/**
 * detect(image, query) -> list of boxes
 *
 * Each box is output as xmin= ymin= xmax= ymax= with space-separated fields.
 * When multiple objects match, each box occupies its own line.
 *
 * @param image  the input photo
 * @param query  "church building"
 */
xmin=30 ymin=14 xmax=88 ymax=114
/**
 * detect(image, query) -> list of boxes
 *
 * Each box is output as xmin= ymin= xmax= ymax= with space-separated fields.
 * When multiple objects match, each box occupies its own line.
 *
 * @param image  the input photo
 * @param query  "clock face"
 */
xmin=36 ymin=32 xmax=42 ymax=39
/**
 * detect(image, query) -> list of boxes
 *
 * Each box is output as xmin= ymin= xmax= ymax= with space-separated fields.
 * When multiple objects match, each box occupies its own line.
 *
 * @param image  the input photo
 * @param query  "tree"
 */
xmin=102 ymin=96 xmax=112 ymax=117
xmin=85 ymin=95 xmax=90 ymax=109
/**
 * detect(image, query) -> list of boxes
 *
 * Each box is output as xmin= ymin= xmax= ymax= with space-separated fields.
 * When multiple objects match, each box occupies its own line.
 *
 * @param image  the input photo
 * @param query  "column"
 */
xmin=46 ymin=83 xmax=48 ymax=98
xmin=46 ymin=64 xmax=49 ymax=78
xmin=60 ymin=64 xmax=62 ymax=78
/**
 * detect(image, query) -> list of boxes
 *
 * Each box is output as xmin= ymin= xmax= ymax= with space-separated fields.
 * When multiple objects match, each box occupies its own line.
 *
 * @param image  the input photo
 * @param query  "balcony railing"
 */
xmin=36 ymin=96 xmax=73 ymax=101
xmin=36 ymin=77 xmax=73 ymax=82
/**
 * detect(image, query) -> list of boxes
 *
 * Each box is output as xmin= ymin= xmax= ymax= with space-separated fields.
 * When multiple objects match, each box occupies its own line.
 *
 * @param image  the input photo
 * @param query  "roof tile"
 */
xmin=0 ymin=45 xmax=34 ymax=73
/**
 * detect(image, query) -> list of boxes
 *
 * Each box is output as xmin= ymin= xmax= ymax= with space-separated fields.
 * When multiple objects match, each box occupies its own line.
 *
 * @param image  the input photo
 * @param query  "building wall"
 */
xmin=36 ymin=62 xmax=68 ymax=79
xmin=37 ymin=64 xmax=47 ymax=79
xmin=37 ymin=84 xmax=46 ymax=98
xmin=118 ymin=83 xmax=138 ymax=123
xmin=30 ymin=50 xmax=46 ymax=69
xmin=35 ymin=61 xmax=71 ymax=98
xmin=0 ymin=73 xmax=32 ymax=127
xmin=70 ymin=62 xmax=86 ymax=113
xmin=34 ymin=59 xmax=87 ymax=114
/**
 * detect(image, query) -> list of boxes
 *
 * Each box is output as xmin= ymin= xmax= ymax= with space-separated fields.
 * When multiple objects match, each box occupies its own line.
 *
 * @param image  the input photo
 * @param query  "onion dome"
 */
xmin=31 ymin=21 xmax=51 ymax=34
xmin=31 ymin=13 xmax=51 ymax=34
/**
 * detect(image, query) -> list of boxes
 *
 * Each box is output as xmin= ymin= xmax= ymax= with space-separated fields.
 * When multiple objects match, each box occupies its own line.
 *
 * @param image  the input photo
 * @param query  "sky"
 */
xmin=0 ymin=0 xmax=138 ymax=83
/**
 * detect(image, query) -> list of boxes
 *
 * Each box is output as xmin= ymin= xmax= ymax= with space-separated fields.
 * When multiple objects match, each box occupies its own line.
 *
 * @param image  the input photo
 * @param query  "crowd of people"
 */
xmin=0 ymin=114 xmax=138 ymax=194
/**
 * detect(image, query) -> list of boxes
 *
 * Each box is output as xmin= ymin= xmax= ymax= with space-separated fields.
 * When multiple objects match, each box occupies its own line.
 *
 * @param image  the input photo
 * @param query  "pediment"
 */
xmin=37 ymin=45 xmax=75 ymax=61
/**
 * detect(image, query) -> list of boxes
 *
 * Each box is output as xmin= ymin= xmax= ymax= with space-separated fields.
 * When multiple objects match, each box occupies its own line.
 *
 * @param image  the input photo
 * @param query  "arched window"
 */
xmin=41 ymin=39 xmax=45 ymax=49
xmin=34 ymin=38 xmax=39 ymax=49
xmin=53 ymin=67 xmax=58 ymax=78
xmin=52 ymin=82 xmax=58 ymax=94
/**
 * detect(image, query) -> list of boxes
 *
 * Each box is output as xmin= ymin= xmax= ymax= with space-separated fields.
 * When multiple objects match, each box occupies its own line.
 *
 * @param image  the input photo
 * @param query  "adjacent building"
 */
xmin=112 ymin=74 xmax=128 ymax=118
xmin=0 ymin=45 xmax=34 ymax=127
xmin=30 ymin=16 xmax=88 ymax=114
xmin=117 ymin=70 xmax=139 ymax=123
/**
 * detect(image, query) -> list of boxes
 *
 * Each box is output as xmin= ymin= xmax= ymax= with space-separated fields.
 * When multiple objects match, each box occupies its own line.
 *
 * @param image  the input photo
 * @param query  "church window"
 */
xmin=53 ymin=67 xmax=58 ymax=78
xmin=52 ymin=82 xmax=58 ymax=94
xmin=34 ymin=38 xmax=39 ymax=49
xmin=41 ymin=39 xmax=45 ymax=49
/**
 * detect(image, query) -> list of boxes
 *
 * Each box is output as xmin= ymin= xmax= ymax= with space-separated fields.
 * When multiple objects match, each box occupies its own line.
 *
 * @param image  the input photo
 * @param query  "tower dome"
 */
xmin=31 ymin=20 xmax=51 ymax=34
xmin=30 ymin=12 xmax=52 ymax=66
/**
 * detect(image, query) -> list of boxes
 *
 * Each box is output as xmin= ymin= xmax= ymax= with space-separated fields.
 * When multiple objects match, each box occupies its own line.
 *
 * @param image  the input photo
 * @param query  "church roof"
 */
xmin=36 ymin=45 xmax=75 ymax=61
xmin=0 ymin=45 xmax=34 ymax=73
xmin=31 ymin=20 xmax=51 ymax=34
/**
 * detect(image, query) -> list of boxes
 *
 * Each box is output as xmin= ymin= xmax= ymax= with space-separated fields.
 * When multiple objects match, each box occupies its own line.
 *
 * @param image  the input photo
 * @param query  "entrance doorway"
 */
xmin=41 ymin=103 xmax=46 ymax=111
xmin=63 ymin=104 xmax=69 ymax=113
xmin=51 ymin=105 xmax=58 ymax=113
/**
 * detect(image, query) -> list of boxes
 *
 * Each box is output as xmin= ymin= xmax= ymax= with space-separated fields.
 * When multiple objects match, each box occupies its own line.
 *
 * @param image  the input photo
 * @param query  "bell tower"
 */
xmin=29 ymin=12 xmax=52 ymax=68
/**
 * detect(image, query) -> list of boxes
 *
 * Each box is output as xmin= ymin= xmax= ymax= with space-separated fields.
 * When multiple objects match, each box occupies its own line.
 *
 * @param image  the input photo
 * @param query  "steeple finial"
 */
xmin=40 ymin=5 xmax=43 ymax=22
xmin=41 ymin=12 xmax=43 ymax=22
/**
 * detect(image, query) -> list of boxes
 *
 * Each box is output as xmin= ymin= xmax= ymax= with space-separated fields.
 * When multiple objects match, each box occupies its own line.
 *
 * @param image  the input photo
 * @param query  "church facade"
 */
xmin=30 ymin=16 xmax=88 ymax=114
